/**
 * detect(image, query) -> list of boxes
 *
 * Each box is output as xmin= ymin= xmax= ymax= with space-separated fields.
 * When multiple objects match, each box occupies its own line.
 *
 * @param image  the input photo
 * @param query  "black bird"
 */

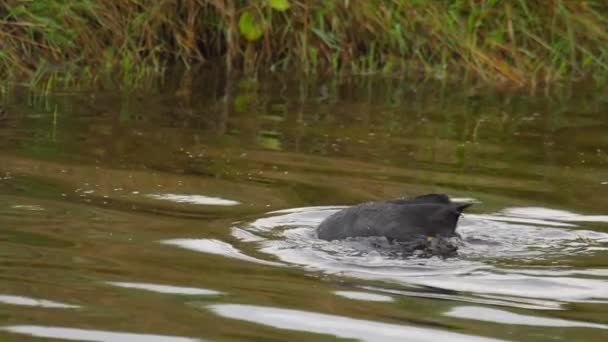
xmin=316 ymin=194 xmax=472 ymax=256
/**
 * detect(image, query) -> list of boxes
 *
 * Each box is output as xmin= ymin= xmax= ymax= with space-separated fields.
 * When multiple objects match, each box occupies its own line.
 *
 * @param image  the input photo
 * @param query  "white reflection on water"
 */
xmin=0 ymin=294 xmax=79 ymax=309
xmin=445 ymin=306 xmax=608 ymax=329
xmin=0 ymin=325 xmax=201 ymax=342
xmin=106 ymin=282 xmax=222 ymax=296
xmin=404 ymin=272 xmax=608 ymax=301
xmin=227 ymin=203 xmax=608 ymax=309
xmin=208 ymin=304 xmax=505 ymax=342
xmin=334 ymin=291 xmax=394 ymax=302
xmin=231 ymin=227 xmax=266 ymax=242
xmin=359 ymin=286 xmax=564 ymax=311
xmin=500 ymin=207 xmax=608 ymax=223
xmin=162 ymin=238 xmax=284 ymax=267
xmin=10 ymin=204 xmax=45 ymax=211
xmin=474 ymin=214 xmax=577 ymax=228
xmin=146 ymin=193 xmax=239 ymax=206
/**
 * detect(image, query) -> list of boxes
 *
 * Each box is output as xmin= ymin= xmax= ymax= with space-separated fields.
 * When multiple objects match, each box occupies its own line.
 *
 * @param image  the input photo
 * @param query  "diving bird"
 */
xmin=316 ymin=194 xmax=472 ymax=256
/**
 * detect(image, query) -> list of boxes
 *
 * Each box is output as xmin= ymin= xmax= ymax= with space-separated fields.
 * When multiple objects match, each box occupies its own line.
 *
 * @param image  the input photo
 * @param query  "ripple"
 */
xmin=230 ymin=228 xmax=265 ymax=242
xmin=207 ymin=304 xmax=505 ymax=342
xmin=334 ymin=291 xmax=394 ymax=302
xmin=404 ymin=271 xmax=608 ymax=301
xmin=162 ymin=239 xmax=284 ymax=267
xmin=106 ymin=282 xmax=222 ymax=296
xmin=229 ymin=204 xmax=608 ymax=308
xmin=0 ymin=294 xmax=79 ymax=309
xmin=445 ymin=306 xmax=608 ymax=329
xmin=146 ymin=193 xmax=239 ymax=206
xmin=0 ymin=325 xmax=201 ymax=342
xmin=500 ymin=207 xmax=608 ymax=223
xmin=473 ymin=214 xmax=578 ymax=228
xmin=10 ymin=205 xmax=45 ymax=211
xmin=359 ymin=286 xmax=564 ymax=310
xmin=457 ymin=214 xmax=608 ymax=259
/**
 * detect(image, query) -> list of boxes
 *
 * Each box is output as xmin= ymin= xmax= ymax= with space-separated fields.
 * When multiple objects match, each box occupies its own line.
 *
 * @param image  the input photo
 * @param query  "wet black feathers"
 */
xmin=317 ymin=194 xmax=472 ymax=242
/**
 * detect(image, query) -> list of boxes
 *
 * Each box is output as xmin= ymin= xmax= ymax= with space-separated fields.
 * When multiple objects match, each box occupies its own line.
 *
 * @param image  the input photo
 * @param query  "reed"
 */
xmin=1 ymin=0 xmax=607 ymax=87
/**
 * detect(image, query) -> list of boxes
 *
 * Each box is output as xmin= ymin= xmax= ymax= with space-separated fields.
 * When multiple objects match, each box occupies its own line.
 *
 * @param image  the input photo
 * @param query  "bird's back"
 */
xmin=317 ymin=194 xmax=470 ymax=242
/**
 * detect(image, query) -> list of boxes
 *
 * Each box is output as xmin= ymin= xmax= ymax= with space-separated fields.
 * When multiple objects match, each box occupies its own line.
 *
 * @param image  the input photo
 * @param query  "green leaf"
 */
xmin=268 ymin=0 xmax=290 ymax=11
xmin=239 ymin=11 xmax=263 ymax=41
xmin=488 ymin=30 xmax=504 ymax=45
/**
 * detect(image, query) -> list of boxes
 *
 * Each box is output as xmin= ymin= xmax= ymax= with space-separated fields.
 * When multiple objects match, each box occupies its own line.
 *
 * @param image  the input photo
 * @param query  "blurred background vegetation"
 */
xmin=1 ymin=0 xmax=608 ymax=88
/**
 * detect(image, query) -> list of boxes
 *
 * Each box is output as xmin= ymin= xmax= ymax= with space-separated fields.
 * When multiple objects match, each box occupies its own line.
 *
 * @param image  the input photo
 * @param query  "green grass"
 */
xmin=1 ymin=0 xmax=608 ymax=88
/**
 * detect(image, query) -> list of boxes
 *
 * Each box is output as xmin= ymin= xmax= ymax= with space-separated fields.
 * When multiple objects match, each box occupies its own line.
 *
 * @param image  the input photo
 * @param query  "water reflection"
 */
xmin=445 ymin=306 xmax=608 ymax=329
xmin=162 ymin=239 xmax=284 ymax=267
xmin=499 ymin=207 xmax=608 ymax=223
xmin=1 ymin=325 xmax=201 ymax=342
xmin=207 ymin=304 xmax=505 ymax=342
xmin=106 ymin=282 xmax=222 ymax=296
xmin=359 ymin=286 xmax=563 ymax=310
xmin=334 ymin=291 xmax=394 ymax=302
xmin=474 ymin=214 xmax=578 ymax=228
xmin=2 ymin=76 xmax=608 ymax=341
xmin=0 ymin=294 xmax=79 ymax=309
xmin=10 ymin=204 xmax=45 ymax=211
xmin=146 ymin=194 xmax=240 ymax=206
xmin=230 ymin=227 xmax=266 ymax=242
xmin=402 ymin=272 xmax=608 ymax=302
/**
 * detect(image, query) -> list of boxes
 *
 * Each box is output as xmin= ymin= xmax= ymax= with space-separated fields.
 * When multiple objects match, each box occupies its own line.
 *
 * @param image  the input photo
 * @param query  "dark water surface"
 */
xmin=1 ymin=75 xmax=608 ymax=341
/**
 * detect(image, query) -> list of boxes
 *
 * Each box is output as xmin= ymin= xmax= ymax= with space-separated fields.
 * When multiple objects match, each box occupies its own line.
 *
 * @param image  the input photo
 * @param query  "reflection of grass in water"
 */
xmin=3 ymin=74 xmax=608 ymax=214
xmin=3 ymin=175 xmax=68 ymax=200
xmin=257 ymin=131 xmax=282 ymax=151
xmin=2 ymin=230 xmax=74 ymax=248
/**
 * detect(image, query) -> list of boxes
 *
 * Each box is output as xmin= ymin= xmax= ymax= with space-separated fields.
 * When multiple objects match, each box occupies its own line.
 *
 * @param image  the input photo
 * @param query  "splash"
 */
xmin=227 ymin=204 xmax=608 ymax=309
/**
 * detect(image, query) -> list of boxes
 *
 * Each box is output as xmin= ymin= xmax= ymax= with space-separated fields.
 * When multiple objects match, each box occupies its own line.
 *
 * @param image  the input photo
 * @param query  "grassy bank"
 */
xmin=1 ymin=1 xmax=608 ymax=88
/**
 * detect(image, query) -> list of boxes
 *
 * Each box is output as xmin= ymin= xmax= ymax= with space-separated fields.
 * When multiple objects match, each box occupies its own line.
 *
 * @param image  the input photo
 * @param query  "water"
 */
xmin=1 ymin=75 xmax=608 ymax=341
